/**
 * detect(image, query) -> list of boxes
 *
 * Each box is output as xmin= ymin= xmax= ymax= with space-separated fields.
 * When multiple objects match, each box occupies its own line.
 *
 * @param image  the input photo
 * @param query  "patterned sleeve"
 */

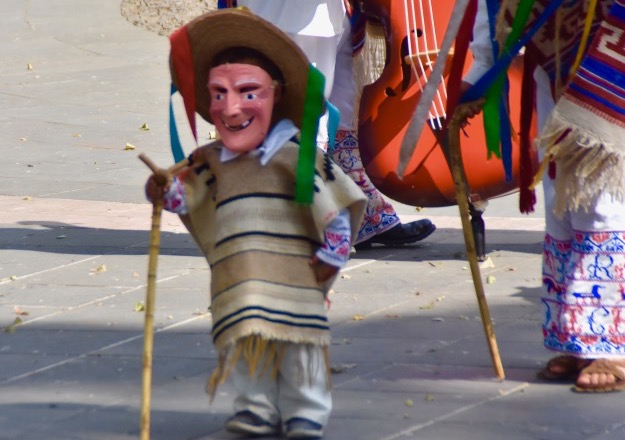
xmin=161 ymin=176 xmax=190 ymax=215
xmin=315 ymin=209 xmax=352 ymax=268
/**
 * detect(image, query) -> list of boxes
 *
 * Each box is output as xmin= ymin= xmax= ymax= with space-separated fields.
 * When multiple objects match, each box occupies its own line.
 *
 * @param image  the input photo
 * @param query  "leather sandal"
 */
xmin=573 ymin=359 xmax=625 ymax=393
xmin=536 ymin=355 xmax=589 ymax=382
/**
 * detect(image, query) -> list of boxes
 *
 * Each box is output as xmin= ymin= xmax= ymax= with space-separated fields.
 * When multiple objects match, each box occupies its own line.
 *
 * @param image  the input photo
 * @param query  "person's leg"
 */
xmin=542 ymin=170 xmax=625 ymax=390
xmin=227 ymin=355 xmax=281 ymax=434
xmin=277 ymin=344 xmax=332 ymax=438
xmin=539 ymin=173 xmax=589 ymax=380
xmin=331 ymin=130 xmax=433 ymax=244
xmin=533 ymin=69 xmax=594 ymax=380
xmin=329 ymin=20 xmax=435 ymax=247
xmin=565 ymin=192 xmax=625 ymax=391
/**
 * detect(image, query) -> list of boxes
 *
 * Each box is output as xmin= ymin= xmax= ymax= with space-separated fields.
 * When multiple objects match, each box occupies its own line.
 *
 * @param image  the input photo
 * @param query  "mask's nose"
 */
xmin=223 ymin=93 xmax=242 ymax=117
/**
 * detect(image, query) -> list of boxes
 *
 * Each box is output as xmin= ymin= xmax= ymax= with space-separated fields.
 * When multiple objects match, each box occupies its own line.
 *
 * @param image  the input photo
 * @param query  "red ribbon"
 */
xmin=169 ymin=26 xmax=198 ymax=142
xmin=444 ymin=0 xmax=478 ymax=126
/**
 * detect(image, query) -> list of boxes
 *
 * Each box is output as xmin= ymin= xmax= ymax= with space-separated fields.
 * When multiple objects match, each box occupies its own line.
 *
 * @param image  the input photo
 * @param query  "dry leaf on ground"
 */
xmin=4 ymin=317 xmax=23 ymax=334
xmin=479 ymin=257 xmax=495 ymax=269
xmin=13 ymin=306 xmax=29 ymax=316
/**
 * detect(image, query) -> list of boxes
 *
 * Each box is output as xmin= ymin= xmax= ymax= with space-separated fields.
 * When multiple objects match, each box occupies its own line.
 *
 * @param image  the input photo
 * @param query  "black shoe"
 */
xmin=225 ymin=410 xmax=278 ymax=436
xmin=285 ymin=417 xmax=324 ymax=439
xmin=354 ymin=219 xmax=436 ymax=250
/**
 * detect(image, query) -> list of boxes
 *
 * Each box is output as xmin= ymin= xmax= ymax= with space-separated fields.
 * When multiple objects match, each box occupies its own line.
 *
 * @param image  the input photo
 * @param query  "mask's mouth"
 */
xmin=224 ymin=117 xmax=253 ymax=131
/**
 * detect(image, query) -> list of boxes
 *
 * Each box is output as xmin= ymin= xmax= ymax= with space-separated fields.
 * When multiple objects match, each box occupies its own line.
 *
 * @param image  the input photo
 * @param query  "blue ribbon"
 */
xmin=169 ymin=84 xmax=185 ymax=163
xmin=326 ymin=100 xmax=340 ymax=155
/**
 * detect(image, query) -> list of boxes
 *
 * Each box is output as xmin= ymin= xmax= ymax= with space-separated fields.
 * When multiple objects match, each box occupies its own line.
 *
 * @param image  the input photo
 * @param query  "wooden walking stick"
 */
xmin=446 ymin=101 xmax=505 ymax=380
xmin=138 ymin=153 xmax=167 ymax=440
xmin=137 ymin=153 xmax=189 ymax=439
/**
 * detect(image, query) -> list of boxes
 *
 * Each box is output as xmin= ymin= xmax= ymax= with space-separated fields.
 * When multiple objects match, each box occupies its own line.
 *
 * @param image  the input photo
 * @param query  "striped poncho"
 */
xmin=175 ymin=140 xmax=366 ymax=393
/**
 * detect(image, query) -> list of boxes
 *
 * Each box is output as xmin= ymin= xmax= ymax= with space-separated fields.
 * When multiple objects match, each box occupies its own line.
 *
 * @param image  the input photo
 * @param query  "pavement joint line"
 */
xmin=0 ymin=254 xmax=104 ymax=286
xmin=0 ymin=238 xmax=182 ymax=285
xmin=6 ymin=274 xmax=182 ymax=327
xmin=37 ymin=187 xmax=103 ymax=198
xmin=342 ymin=249 xmax=415 ymax=273
xmin=342 ymin=259 xmax=377 ymax=272
xmin=0 ymin=313 xmax=208 ymax=386
xmin=1 ymin=254 xmax=144 ymax=287
xmin=376 ymin=382 xmax=530 ymax=440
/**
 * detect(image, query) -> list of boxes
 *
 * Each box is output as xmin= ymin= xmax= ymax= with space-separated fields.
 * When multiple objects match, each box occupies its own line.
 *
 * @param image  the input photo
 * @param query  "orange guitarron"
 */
xmin=358 ymin=0 xmax=533 ymax=208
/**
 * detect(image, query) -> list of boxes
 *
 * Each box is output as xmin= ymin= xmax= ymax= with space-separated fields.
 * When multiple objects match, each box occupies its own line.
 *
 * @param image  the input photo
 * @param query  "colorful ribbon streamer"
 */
xmin=169 ymin=26 xmax=198 ymax=145
xmin=326 ymin=101 xmax=340 ymax=156
xmin=461 ymin=0 xmax=566 ymax=181
xmin=296 ymin=65 xmax=325 ymax=204
xmin=169 ymin=84 xmax=186 ymax=163
xmin=483 ymin=0 xmax=535 ymax=180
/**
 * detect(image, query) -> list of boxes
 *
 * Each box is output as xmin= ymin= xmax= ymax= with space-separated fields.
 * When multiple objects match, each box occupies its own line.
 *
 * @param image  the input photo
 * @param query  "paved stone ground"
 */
xmin=120 ymin=0 xmax=217 ymax=36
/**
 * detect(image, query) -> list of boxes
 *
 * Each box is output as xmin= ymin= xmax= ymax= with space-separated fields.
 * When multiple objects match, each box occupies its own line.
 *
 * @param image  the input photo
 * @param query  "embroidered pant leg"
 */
xmin=231 ymin=356 xmax=281 ymax=425
xmin=542 ymin=174 xmax=625 ymax=358
xmin=326 ymin=19 xmax=401 ymax=243
xmin=277 ymin=343 xmax=332 ymax=428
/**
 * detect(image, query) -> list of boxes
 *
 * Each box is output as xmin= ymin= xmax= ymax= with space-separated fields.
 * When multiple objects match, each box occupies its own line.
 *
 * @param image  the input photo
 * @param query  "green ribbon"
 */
xmin=295 ymin=65 xmax=325 ymax=204
xmin=483 ymin=0 xmax=535 ymax=159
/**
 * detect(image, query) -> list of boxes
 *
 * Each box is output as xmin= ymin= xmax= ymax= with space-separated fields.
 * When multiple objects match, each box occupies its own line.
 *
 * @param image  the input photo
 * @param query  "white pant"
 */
xmin=231 ymin=343 xmax=332 ymax=427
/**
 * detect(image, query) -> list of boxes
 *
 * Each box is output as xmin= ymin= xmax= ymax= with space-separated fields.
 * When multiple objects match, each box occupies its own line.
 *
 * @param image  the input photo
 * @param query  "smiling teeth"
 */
xmin=225 ymin=119 xmax=252 ymax=131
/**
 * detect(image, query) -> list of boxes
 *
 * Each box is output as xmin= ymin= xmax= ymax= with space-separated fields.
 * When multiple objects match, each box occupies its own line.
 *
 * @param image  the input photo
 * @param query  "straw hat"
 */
xmin=169 ymin=8 xmax=312 ymax=129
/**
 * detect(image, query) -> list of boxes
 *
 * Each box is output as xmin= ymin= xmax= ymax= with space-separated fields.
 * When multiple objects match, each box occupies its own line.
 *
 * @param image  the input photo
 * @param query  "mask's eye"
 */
xmin=214 ymin=93 xmax=225 ymax=101
xmin=243 ymin=92 xmax=257 ymax=101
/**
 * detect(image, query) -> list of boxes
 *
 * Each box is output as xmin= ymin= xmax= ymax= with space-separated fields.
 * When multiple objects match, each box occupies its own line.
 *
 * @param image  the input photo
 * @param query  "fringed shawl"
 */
xmin=535 ymin=0 xmax=625 ymax=215
xmin=494 ymin=0 xmax=615 ymax=212
xmin=499 ymin=0 xmax=612 ymax=98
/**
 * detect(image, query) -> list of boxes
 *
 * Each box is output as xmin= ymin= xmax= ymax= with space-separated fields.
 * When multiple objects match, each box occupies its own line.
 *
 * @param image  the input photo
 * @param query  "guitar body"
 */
xmin=358 ymin=0 xmax=534 ymax=207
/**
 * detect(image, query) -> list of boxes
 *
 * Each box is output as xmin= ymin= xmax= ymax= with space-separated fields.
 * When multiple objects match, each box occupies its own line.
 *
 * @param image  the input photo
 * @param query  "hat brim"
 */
xmin=170 ymin=8 xmax=311 ymax=129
